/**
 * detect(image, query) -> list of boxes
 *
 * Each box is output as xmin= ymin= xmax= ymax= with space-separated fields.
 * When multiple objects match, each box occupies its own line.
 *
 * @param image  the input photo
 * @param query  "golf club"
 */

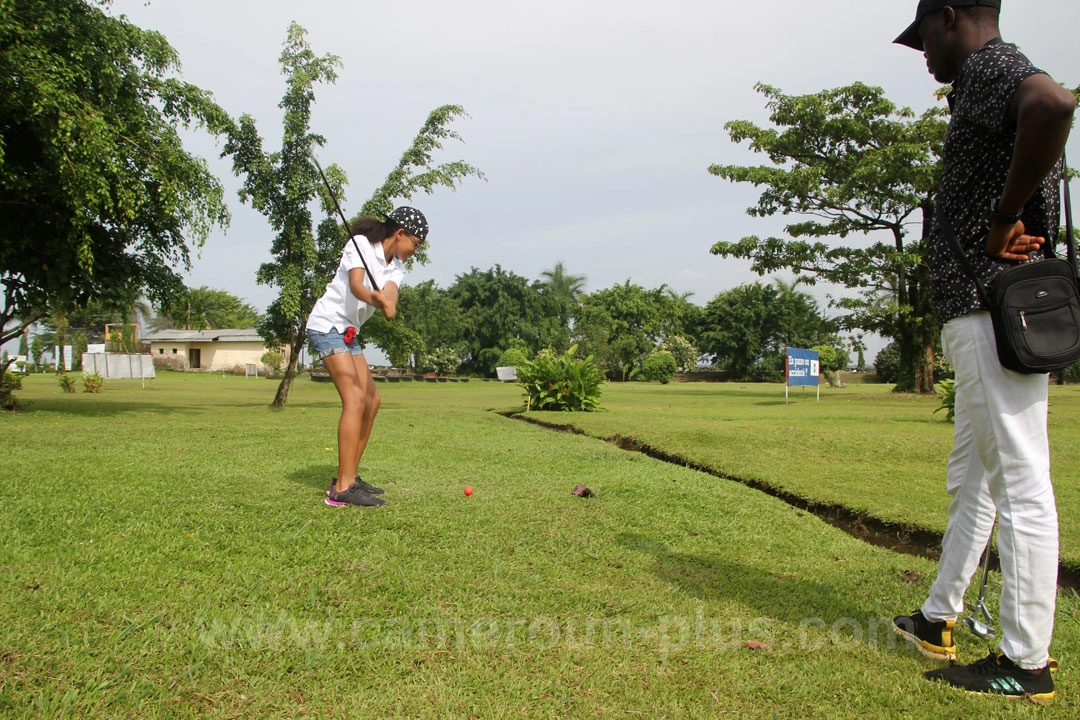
xmin=308 ymin=143 xmax=380 ymax=292
xmin=963 ymin=521 xmax=997 ymax=640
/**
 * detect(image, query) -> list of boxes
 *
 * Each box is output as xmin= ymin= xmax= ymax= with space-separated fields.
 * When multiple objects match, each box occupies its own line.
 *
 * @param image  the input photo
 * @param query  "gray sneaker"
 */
xmin=354 ymin=475 xmax=384 ymax=495
xmin=326 ymin=475 xmax=384 ymax=496
xmin=325 ymin=480 xmax=385 ymax=507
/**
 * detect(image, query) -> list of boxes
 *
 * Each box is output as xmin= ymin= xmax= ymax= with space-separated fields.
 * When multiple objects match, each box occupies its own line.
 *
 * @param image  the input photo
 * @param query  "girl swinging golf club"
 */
xmin=305 ymin=206 xmax=429 ymax=507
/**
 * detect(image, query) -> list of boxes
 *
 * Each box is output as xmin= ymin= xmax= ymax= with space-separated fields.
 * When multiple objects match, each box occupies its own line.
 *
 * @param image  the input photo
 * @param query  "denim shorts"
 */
xmin=306 ymin=327 xmax=363 ymax=360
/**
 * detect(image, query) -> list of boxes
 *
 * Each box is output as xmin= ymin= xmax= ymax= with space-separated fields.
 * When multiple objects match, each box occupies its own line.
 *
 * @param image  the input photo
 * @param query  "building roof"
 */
xmin=144 ymin=328 xmax=264 ymax=343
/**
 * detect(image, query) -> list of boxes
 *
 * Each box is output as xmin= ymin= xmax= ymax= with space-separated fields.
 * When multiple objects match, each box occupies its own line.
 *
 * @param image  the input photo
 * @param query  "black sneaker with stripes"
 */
xmin=924 ymin=651 xmax=1055 ymax=700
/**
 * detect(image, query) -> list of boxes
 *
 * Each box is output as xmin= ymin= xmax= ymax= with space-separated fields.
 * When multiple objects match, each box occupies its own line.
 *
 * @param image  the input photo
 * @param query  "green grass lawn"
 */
xmin=529 ymin=380 xmax=1080 ymax=570
xmin=1 ymin=373 xmax=1078 ymax=718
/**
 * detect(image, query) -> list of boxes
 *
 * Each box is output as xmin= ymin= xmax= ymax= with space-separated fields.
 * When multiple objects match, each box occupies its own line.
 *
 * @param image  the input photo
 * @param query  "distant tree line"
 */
xmin=360 ymin=261 xmax=853 ymax=382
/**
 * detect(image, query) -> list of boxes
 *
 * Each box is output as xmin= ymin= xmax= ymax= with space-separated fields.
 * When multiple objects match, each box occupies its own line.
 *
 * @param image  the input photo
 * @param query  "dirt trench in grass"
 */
xmin=505 ymin=412 xmax=1080 ymax=592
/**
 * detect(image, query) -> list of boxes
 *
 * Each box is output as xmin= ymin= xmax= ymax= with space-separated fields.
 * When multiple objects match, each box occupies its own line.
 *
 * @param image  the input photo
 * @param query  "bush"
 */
xmin=496 ymin=347 xmax=529 ymax=371
xmin=517 ymin=345 xmax=602 ymax=412
xmin=58 ymin=375 xmax=76 ymax=393
xmin=641 ymin=351 xmax=677 ymax=384
xmin=419 ymin=346 xmax=462 ymax=376
xmin=874 ymin=341 xmax=901 ymax=384
xmin=661 ymin=336 xmax=699 ymax=372
xmin=82 ymin=372 xmax=105 ymax=393
xmin=933 ymin=378 xmax=956 ymax=423
xmin=261 ymin=351 xmax=284 ymax=375
xmin=3 ymin=371 xmax=23 ymax=392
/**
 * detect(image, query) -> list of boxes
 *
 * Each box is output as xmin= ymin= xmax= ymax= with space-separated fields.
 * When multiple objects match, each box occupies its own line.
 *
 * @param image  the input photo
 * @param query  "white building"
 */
xmin=143 ymin=329 xmax=287 ymax=373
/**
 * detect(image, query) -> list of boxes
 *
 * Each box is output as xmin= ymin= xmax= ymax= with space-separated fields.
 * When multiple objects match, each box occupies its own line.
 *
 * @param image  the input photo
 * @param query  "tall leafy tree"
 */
xmin=225 ymin=23 xmax=482 ymax=407
xmin=223 ymin=22 xmax=336 ymax=408
xmin=538 ymin=262 xmax=586 ymax=354
xmin=158 ymin=286 xmax=262 ymax=329
xmin=573 ymin=281 xmax=692 ymax=380
xmin=0 ymin=0 xmax=231 ymax=369
xmin=361 ymin=280 xmax=464 ymax=370
xmin=709 ymin=82 xmax=946 ymax=392
xmin=448 ymin=266 xmax=546 ymax=376
xmin=358 ymin=107 xmax=484 ymax=270
xmin=698 ymin=281 xmax=839 ymax=382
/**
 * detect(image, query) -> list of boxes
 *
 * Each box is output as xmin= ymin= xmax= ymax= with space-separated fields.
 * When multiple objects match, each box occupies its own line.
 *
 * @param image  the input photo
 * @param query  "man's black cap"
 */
xmin=894 ymin=0 xmax=1001 ymax=50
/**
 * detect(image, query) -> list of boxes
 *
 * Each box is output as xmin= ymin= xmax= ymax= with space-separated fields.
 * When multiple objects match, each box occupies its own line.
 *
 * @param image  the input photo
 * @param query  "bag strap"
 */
xmin=1064 ymin=153 xmax=1076 ymax=271
xmin=939 ymin=154 xmax=1078 ymax=305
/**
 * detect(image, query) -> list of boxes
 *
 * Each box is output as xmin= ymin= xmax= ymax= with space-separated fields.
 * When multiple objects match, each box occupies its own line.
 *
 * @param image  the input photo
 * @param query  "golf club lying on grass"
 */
xmin=308 ymin=142 xmax=380 ymax=292
xmin=963 ymin=521 xmax=997 ymax=640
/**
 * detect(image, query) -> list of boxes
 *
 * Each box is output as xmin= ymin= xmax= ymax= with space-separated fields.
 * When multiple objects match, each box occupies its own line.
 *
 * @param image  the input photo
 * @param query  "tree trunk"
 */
xmin=269 ymin=335 xmax=306 ymax=408
xmin=915 ymin=342 xmax=936 ymax=394
xmin=56 ymin=321 xmax=67 ymax=374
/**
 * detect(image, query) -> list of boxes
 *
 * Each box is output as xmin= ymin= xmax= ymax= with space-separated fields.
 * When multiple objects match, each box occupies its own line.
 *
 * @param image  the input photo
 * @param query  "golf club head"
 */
xmin=963 ymin=614 xmax=996 ymax=640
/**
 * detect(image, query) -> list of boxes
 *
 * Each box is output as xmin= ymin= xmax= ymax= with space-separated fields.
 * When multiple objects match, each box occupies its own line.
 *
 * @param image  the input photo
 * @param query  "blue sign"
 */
xmin=786 ymin=348 xmax=820 ymax=387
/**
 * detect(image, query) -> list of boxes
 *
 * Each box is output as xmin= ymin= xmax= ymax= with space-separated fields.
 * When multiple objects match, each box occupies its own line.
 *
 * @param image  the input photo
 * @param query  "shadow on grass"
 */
xmin=619 ymin=533 xmax=876 ymax=628
xmin=286 ymin=464 xmax=336 ymax=491
xmin=19 ymin=398 xmax=204 ymax=417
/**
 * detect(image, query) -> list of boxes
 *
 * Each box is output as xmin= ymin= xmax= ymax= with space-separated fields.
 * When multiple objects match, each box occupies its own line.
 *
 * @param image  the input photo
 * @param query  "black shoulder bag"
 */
xmin=941 ymin=158 xmax=1080 ymax=374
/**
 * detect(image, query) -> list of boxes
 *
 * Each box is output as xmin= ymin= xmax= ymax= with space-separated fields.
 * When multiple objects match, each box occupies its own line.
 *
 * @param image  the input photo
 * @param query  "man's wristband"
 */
xmin=990 ymin=197 xmax=1023 ymax=225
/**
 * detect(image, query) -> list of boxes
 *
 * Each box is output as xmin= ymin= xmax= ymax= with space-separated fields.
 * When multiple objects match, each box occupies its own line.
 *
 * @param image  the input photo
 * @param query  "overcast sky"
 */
xmin=14 ymin=1 xmax=1080 ymax=361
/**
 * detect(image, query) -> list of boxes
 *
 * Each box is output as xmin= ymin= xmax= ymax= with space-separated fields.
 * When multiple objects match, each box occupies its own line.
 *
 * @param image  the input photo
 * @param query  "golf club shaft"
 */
xmin=975 ymin=521 xmax=995 ymax=607
xmin=308 ymin=146 xmax=381 ymax=292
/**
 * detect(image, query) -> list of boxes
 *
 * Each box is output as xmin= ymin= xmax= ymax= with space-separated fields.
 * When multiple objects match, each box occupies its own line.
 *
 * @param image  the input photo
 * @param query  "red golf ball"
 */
xmin=463 ymin=486 xmax=473 ymax=496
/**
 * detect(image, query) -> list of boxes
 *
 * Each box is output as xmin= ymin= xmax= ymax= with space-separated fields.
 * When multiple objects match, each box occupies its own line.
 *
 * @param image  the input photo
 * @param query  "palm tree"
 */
xmin=540 ymin=261 xmax=586 ymax=305
xmin=540 ymin=262 xmax=586 ymax=354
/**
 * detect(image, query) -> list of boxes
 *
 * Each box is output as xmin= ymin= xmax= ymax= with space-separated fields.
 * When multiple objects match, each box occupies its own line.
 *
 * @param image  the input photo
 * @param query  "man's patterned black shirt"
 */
xmin=930 ymin=39 xmax=1062 ymax=324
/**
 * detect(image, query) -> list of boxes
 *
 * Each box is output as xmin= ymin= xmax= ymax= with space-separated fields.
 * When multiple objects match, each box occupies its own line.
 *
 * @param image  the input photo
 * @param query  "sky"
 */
xmin=10 ymin=1 xmax=1080 ymax=362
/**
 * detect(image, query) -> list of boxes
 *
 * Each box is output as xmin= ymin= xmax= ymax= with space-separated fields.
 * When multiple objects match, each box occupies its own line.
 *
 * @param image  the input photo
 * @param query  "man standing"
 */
xmin=891 ymin=0 xmax=1075 ymax=699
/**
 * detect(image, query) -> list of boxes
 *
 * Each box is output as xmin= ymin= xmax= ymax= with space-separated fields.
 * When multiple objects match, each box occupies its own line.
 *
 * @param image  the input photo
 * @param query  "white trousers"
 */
xmin=922 ymin=312 xmax=1058 ymax=669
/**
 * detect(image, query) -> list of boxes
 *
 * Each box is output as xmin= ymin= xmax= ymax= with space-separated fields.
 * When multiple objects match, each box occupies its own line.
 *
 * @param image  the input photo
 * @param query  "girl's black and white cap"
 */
xmin=389 ymin=206 xmax=429 ymax=243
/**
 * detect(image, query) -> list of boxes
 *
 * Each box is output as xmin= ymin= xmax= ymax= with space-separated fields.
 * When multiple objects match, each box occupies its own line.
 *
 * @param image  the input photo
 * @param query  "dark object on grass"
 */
xmin=572 ymin=484 xmax=594 ymax=498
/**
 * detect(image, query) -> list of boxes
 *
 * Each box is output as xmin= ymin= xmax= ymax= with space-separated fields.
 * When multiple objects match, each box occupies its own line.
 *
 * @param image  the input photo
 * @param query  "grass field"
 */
xmin=521 ymin=380 xmax=1080 ymax=570
xmin=2 ymin=373 xmax=1078 ymax=718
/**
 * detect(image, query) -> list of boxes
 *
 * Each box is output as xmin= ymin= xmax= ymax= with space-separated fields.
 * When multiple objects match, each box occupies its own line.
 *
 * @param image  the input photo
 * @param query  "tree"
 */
xmin=360 ymin=279 xmax=464 ymax=370
xmin=538 ymin=262 xmax=587 ymax=354
xmin=0 ymin=0 xmax=231 ymax=361
xmin=874 ymin=341 xmax=902 ymax=384
xmin=30 ymin=335 xmax=43 ymax=370
xmin=850 ymin=334 xmax=867 ymax=371
xmin=159 ymin=286 xmax=262 ymax=329
xmin=358 ymin=106 xmax=484 ymax=269
xmin=447 ymin=266 xmax=546 ymax=376
xmin=225 ymin=23 xmax=482 ymax=407
xmin=573 ymin=281 xmax=692 ymax=381
xmin=223 ymin=23 xmax=338 ymax=408
xmin=698 ymin=281 xmax=839 ymax=382
xmin=708 ymin=82 xmax=947 ymax=392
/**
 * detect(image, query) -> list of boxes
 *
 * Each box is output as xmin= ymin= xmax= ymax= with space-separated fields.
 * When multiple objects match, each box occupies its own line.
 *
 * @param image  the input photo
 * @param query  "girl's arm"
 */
xmin=381 ymin=281 xmax=399 ymax=320
xmin=348 ymin=267 xmax=389 ymax=317
xmin=348 ymin=269 xmax=397 ymax=320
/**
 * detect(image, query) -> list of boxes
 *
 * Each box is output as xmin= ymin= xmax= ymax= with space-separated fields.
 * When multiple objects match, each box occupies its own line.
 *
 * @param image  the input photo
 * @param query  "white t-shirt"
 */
xmin=306 ymin=237 xmax=406 ymax=333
